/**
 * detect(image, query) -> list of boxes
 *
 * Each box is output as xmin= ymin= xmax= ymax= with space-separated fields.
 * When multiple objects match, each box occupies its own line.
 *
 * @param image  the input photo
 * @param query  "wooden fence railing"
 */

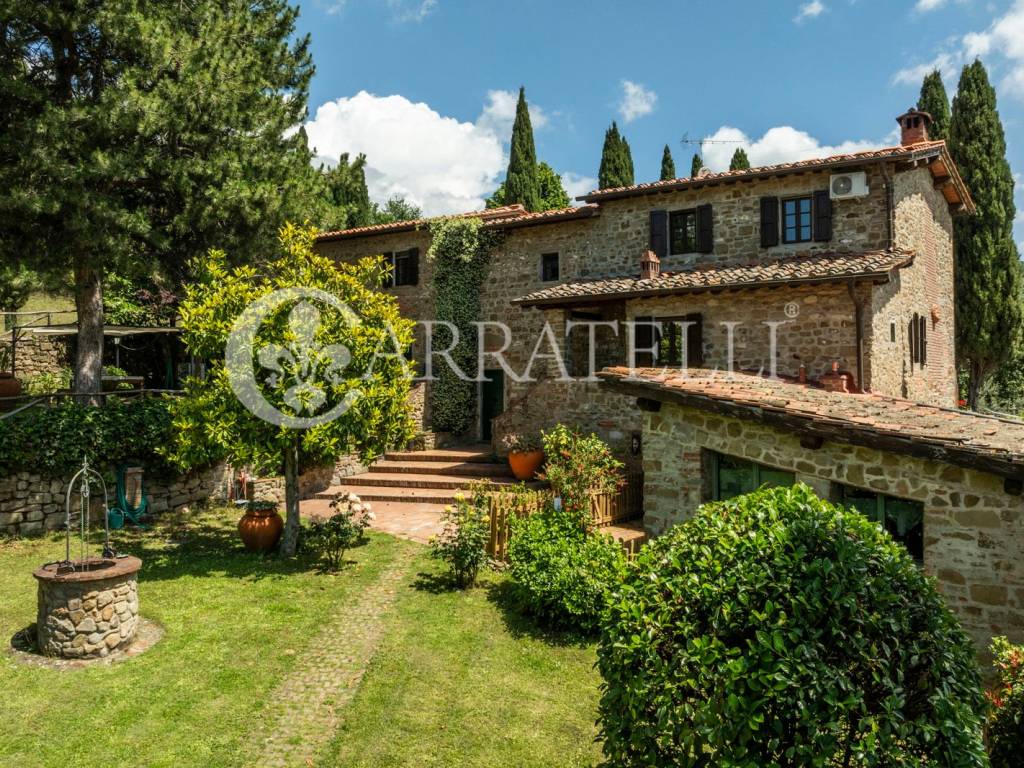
xmin=485 ymin=471 xmax=644 ymax=561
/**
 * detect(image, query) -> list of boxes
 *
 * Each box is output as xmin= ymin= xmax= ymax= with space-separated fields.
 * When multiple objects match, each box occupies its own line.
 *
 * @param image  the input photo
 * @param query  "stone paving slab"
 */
xmin=247 ymin=552 xmax=412 ymax=768
xmin=302 ymin=498 xmax=445 ymax=544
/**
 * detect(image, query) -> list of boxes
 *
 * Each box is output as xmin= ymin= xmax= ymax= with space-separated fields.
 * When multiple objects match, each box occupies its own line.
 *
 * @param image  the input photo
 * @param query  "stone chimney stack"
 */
xmin=896 ymin=108 xmax=932 ymax=146
xmin=640 ymin=249 xmax=660 ymax=280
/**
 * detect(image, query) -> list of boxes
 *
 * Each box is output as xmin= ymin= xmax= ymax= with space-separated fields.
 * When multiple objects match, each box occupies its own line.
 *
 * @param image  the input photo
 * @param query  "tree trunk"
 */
xmin=967 ymin=359 xmax=985 ymax=411
xmin=279 ymin=437 xmax=301 ymax=556
xmin=73 ymin=256 xmax=104 ymax=404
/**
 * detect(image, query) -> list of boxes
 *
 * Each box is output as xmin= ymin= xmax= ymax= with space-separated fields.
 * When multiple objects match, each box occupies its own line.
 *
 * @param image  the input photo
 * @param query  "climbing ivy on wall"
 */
xmin=427 ymin=217 xmax=498 ymax=435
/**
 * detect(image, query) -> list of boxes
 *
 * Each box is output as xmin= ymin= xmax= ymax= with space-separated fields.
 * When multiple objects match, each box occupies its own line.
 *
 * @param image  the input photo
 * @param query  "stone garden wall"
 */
xmin=0 ymin=454 xmax=367 ymax=537
xmin=640 ymin=401 xmax=1024 ymax=654
xmin=9 ymin=330 xmax=72 ymax=379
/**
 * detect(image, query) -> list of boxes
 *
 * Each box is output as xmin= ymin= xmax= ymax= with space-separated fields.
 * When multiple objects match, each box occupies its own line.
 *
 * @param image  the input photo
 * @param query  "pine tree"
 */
xmin=322 ymin=153 xmax=373 ymax=230
xmin=599 ymin=122 xmax=634 ymax=189
xmin=948 ymin=59 xmax=1023 ymax=409
xmin=502 ymin=87 xmax=541 ymax=212
xmin=0 ymin=0 xmax=319 ymax=396
xmin=660 ymin=145 xmax=676 ymax=181
xmin=691 ymin=153 xmax=703 ymax=177
xmin=729 ymin=148 xmax=751 ymax=171
xmin=918 ymin=70 xmax=951 ymax=141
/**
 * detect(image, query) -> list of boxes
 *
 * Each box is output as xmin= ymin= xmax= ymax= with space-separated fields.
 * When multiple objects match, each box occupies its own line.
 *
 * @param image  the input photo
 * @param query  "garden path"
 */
xmin=246 ymin=549 xmax=412 ymax=768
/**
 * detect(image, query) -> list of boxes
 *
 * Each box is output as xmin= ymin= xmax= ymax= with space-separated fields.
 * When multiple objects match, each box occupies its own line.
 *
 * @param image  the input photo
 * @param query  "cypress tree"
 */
xmin=690 ymin=153 xmax=703 ymax=177
xmin=502 ymin=86 xmax=541 ymax=211
xmin=599 ymin=122 xmax=634 ymax=189
xmin=917 ymin=70 xmax=951 ymax=141
xmin=660 ymin=145 xmax=676 ymax=181
xmin=948 ymin=59 xmax=1023 ymax=409
xmin=729 ymin=148 xmax=751 ymax=171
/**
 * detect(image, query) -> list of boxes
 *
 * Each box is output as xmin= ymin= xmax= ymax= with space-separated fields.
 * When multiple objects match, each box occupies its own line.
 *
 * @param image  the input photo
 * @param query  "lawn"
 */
xmin=0 ymin=507 xmax=602 ymax=768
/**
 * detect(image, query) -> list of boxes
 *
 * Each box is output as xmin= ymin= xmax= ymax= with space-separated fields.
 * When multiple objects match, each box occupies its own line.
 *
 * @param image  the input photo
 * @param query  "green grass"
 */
xmin=0 ymin=507 xmax=603 ymax=768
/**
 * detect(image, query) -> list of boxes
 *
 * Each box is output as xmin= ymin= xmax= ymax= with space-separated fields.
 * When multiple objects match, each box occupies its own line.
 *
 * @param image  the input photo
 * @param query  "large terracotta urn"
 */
xmin=508 ymin=449 xmax=544 ymax=481
xmin=238 ymin=501 xmax=284 ymax=552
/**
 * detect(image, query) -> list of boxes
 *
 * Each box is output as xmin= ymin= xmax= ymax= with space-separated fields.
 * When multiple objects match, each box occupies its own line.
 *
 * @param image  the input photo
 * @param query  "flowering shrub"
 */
xmin=598 ymin=484 xmax=987 ymax=767
xmin=500 ymin=432 xmax=540 ymax=453
xmin=303 ymin=493 xmax=373 ymax=570
xmin=988 ymin=636 xmax=1024 ymax=767
xmin=430 ymin=483 xmax=491 ymax=588
xmin=539 ymin=425 xmax=623 ymax=525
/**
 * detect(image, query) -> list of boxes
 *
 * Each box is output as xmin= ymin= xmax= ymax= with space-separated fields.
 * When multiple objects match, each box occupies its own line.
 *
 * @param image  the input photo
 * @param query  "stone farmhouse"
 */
xmin=316 ymin=110 xmax=1024 ymax=651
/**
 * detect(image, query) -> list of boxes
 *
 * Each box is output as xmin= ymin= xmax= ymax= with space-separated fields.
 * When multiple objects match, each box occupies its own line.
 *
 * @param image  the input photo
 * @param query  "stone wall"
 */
xmin=0 ymin=453 xmax=366 ymax=537
xmin=315 ymin=163 xmax=955 ymax=444
xmin=9 ymin=330 xmax=72 ymax=379
xmin=640 ymin=400 xmax=1024 ymax=653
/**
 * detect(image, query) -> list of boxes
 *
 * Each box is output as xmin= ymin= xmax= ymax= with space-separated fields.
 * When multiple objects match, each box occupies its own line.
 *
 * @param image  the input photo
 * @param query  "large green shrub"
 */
xmin=597 ymin=484 xmax=987 ymax=767
xmin=507 ymin=505 xmax=627 ymax=634
xmin=987 ymin=636 xmax=1024 ymax=767
xmin=0 ymin=396 xmax=181 ymax=477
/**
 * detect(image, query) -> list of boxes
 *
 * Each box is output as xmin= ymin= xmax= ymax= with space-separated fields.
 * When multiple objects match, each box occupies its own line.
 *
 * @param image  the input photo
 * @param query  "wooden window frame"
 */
xmin=540 ymin=252 xmax=560 ymax=282
xmin=668 ymin=209 xmax=698 ymax=255
xmin=708 ymin=451 xmax=796 ymax=501
xmin=838 ymin=485 xmax=924 ymax=562
xmin=383 ymin=249 xmax=418 ymax=288
xmin=650 ymin=314 xmax=703 ymax=368
xmin=781 ymin=195 xmax=814 ymax=244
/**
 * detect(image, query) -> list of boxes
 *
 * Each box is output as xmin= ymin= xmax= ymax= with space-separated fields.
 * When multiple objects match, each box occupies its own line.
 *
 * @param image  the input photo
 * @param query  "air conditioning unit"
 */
xmin=830 ymin=171 xmax=869 ymax=200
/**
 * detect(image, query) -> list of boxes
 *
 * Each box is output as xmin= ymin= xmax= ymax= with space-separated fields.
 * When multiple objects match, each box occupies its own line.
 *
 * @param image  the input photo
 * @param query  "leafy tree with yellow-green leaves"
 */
xmin=168 ymin=224 xmax=415 ymax=555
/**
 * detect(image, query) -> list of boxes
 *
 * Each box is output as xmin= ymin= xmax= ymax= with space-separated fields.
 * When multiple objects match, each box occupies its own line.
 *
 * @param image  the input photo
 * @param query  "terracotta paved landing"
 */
xmin=301 ymin=497 xmax=446 ymax=544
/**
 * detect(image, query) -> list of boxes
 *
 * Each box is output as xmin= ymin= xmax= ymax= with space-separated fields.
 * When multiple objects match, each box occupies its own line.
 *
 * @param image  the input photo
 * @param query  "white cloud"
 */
xmin=387 ymin=0 xmax=436 ymax=22
xmin=475 ymin=89 xmax=548 ymax=139
xmin=915 ymin=0 xmax=947 ymax=11
xmin=895 ymin=1 xmax=1024 ymax=100
xmin=698 ymin=125 xmax=895 ymax=172
xmin=304 ymin=91 xmax=505 ymax=216
xmin=794 ymin=0 xmax=826 ymax=23
xmin=560 ymin=172 xmax=598 ymax=201
xmin=618 ymin=80 xmax=657 ymax=123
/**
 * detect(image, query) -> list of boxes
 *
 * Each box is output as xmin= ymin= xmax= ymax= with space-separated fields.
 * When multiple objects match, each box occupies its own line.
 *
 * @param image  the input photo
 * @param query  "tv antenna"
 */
xmin=680 ymin=132 xmax=744 ymax=156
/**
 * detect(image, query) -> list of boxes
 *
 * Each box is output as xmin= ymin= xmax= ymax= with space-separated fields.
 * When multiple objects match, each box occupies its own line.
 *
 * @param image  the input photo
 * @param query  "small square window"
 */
xmin=541 ymin=252 xmax=559 ymax=282
xmin=669 ymin=209 xmax=698 ymax=254
xmin=782 ymin=196 xmax=813 ymax=244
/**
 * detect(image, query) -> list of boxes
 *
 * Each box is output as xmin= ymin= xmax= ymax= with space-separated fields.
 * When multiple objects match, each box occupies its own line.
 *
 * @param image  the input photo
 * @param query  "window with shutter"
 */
xmin=669 ymin=209 xmax=697 ymax=254
xmin=760 ymin=197 xmax=779 ymax=248
xmin=696 ymin=204 xmax=714 ymax=253
xmin=649 ymin=210 xmax=668 ymax=260
xmin=813 ymin=190 xmax=832 ymax=242
xmin=392 ymin=249 xmax=418 ymax=286
xmin=782 ymin=196 xmax=813 ymax=243
xmin=540 ymin=252 xmax=559 ymax=282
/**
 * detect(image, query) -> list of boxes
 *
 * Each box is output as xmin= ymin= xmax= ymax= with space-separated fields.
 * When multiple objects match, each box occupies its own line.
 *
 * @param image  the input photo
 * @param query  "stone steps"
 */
xmin=369 ymin=459 xmax=514 ymax=478
xmin=384 ymin=447 xmax=494 ymax=463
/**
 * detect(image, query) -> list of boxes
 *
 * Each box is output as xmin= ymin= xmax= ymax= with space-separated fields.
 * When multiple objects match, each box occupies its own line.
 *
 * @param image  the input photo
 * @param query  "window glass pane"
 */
xmin=716 ymin=454 xmax=757 ymax=500
xmin=884 ymin=498 xmax=924 ymax=562
xmin=541 ymin=253 xmax=559 ymax=281
xmin=758 ymin=468 xmax=795 ymax=489
xmin=841 ymin=487 xmax=880 ymax=520
xmin=800 ymin=198 xmax=811 ymax=213
xmin=801 ymin=224 xmax=812 ymax=240
xmin=670 ymin=210 xmax=696 ymax=254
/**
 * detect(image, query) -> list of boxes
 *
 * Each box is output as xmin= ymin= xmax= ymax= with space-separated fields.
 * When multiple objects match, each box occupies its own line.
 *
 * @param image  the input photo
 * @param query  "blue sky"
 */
xmin=297 ymin=0 xmax=1024 ymax=246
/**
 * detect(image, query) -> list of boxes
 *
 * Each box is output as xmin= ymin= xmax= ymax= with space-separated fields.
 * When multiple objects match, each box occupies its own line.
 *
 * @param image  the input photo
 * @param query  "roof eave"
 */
xmin=596 ymin=369 xmax=1024 ymax=481
xmin=514 ymin=270 xmax=902 ymax=310
xmin=576 ymin=145 xmax=946 ymax=204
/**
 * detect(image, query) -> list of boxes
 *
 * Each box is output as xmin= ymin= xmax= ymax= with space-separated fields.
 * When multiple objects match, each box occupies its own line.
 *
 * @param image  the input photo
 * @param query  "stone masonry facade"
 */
xmin=640 ymin=401 xmax=1024 ymax=653
xmin=317 ymin=151 xmax=959 ymax=453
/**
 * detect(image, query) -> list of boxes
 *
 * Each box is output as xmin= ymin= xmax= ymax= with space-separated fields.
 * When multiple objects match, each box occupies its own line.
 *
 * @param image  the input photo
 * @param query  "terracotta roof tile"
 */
xmin=578 ymin=141 xmax=960 ymax=202
xmin=597 ymin=367 xmax=1024 ymax=480
xmin=513 ymin=248 xmax=914 ymax=307
xmin=316 ymin=204 xmax=599 ymax=242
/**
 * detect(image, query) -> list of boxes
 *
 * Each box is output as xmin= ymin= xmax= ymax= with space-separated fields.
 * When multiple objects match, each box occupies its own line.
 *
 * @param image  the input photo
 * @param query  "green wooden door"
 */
xmin=480 ymin=369 xmax=505 ymax=440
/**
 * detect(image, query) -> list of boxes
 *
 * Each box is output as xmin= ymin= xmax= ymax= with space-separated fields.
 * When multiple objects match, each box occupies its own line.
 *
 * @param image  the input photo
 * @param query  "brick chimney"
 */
xmin=640 ymin=249 xmax=661 ymax=280
xmin=896 ymin=108 xmax=932 ymax=146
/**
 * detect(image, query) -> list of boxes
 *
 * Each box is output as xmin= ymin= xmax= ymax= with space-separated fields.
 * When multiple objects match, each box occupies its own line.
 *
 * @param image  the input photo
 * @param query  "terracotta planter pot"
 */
xmin=238 ymin=505 xmax=284 ymax=552
xmin=0 ymin=374 xmax=22 ymax=399
xmin=508 ymin=449 xmax=544 ymax=481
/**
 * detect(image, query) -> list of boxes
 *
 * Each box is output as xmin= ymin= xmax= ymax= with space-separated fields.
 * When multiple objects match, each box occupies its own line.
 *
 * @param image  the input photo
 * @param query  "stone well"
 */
xmin=33 ymin=556 xmax=142 ymax=659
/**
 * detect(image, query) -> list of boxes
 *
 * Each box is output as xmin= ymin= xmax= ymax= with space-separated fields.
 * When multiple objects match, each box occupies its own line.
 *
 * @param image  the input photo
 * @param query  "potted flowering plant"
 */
xmin=237 ymin=499 xmax=284 ymax=552
xmin=0 ymin=346 xmax=22 ymax=400
xmin=502 ymin=432 xmax=544 ymax=480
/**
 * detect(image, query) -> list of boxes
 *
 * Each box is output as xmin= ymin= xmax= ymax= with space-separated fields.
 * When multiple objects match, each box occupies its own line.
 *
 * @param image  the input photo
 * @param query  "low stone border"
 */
xmin=8 ymin=616 xmax=163 ymax=670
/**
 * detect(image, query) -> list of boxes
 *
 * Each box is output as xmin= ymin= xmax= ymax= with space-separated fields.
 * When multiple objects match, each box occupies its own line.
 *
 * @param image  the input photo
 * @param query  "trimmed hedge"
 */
xmin=597 ymin=484 xmax=987 ymax=767
xmin=0 ymin=396 xmax=182 ymax=477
